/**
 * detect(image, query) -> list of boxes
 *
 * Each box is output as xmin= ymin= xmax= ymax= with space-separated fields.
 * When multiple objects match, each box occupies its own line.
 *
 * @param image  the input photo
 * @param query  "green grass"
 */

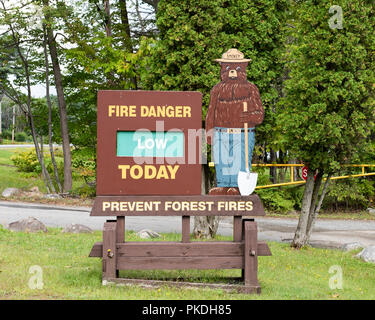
xmin=0 ymin=226 xmax=374 ymax=300
xmin=267 ymin=211 xmax=375 ymax=220
xmin=0 ymin=148 xmax=47 ymax=194
xmin=0 ymin=148 xmax=90 ymax=198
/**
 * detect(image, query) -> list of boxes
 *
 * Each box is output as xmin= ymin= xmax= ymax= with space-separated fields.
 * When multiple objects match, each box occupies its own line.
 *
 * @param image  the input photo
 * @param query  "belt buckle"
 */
xmin=227 ymin=128 xmax=240 ymax=134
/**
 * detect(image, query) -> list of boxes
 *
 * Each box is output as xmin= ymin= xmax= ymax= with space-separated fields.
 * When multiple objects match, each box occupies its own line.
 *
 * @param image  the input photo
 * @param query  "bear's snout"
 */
xmin=229 ymin=69 xmax=237 ymax=78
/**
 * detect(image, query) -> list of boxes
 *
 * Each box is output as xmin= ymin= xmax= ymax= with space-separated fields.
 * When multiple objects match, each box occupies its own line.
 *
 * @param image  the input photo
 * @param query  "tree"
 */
xmin=0 ymin=0 xmax=57 ymax=193
xmin=144 ymin=0 xmax=289 ymax=238
xmin=42 ymin=0 xmax=73 ymax=192
xmin=278 ymin=0 xmax=375 ymax=248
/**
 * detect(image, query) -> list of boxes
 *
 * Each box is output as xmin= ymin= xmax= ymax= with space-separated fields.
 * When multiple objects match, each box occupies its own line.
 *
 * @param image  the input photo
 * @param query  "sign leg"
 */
xmin=244 ymin=220 xmax=260 ymax=293
xmin=182 ymin=216 xmax=190 ymax=243
xmin=103 ymin=222 xmax=117 ymax=281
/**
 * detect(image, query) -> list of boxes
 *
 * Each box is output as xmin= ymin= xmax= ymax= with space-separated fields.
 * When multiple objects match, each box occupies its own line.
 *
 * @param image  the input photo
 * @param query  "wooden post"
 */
xmin=244 ymin=220 xmax=260 ymax=293
xmin=182 ymin=216 xmax=190 ymax=243
xmin=233 ymin=216 xmax=244 ymax=280
xmin=102 ymin=221 xmax=117 ymax=281
xmin=116 ymin=216 xmax=125 ymax=243
xmin=233 ymin=216 xmax=242 ymax=242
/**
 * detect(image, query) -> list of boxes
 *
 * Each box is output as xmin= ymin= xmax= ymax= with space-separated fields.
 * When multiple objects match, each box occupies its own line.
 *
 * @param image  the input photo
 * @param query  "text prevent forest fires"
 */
xmin=102 ymin=200 xmax=254 ymax=213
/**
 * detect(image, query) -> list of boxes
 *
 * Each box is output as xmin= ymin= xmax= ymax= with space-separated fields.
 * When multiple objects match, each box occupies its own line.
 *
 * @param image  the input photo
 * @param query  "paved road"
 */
xmin=0 ymin=144 xmax=57 ymax=149
xmin=0 ymin=200 xmax=374 ymax=249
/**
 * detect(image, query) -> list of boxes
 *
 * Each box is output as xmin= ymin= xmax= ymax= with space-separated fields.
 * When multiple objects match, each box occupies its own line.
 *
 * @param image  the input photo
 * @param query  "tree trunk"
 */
xmin=103 ymin=0 xmax=112 ymax=37
xmin=270 ymin=149 xmax=277 ymax=184
xmin=193 ymin=164 xmax=220 ymax=239
xmin=5 ymin=10 xmax=54 ymax=194
xmin=291 ymin=168 xmax=316 ymax=248
xmin=0 ymin=92 xmax=3 ymax=135
xmin=43 ymin=25 xmax=62 ymax=193
xmin=119 ymin=0 xmax=137 ymax=89
xmin=39 ymin=134 xmax=56 ymax=194
xmin=305 ymin=174 xmax=331 ymax=242
xmin=43 ymin=0 xmax=73 ymax=192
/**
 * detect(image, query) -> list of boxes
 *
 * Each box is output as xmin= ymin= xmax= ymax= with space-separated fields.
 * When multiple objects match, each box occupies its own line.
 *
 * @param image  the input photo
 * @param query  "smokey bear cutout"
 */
xmin=205 ymin=48 xmax=264 ymax=195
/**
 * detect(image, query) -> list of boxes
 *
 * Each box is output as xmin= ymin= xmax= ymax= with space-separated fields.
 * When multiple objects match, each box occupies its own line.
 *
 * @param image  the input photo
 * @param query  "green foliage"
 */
xmin=14 ymin=132 xmax=27 ymax=142
xmin=11 ymin=149 xmax=42 ymax=173
xmin=256 ymin=188 xmax=296 ymax=213
xmin=253 ymin=167 xmax=304 ymax=212
xmin=324 ymin=178 xmax=375 ymax=211
xmin=71 ymin=183 xmax=96 ymax=198
xmin=144 ymin=0 xmax=289 ymax=149
xmin=71 ymin=147 xmax=96 ymax=185
xmin=1 ymin=130 xmax=12 ymax=140
xmin=11 ymin=149 xmax=64 ymax=184
xmin=277 ymin=0 xmax=375 ymax=173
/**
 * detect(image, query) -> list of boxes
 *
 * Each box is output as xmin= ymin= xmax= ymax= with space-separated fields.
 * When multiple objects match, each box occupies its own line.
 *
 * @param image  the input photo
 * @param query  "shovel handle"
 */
xmin=243 ymin=102 xmax=249 ymax=171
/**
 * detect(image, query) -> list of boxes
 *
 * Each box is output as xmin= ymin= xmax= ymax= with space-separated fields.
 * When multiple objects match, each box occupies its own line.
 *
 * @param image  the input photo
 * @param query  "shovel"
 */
xmin=237 ymin=102 xmax=258 ymax=196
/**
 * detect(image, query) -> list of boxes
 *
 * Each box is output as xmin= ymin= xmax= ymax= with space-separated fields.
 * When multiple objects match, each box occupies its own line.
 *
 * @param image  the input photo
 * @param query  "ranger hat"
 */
xmin=215 ymin=48 xmax=251 ymax=63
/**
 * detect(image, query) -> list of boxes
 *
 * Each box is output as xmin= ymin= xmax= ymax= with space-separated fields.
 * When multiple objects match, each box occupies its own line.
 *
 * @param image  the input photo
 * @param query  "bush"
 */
xmin=323 ymin=178 xmax=375 ymax=211
xmin=252 ymin=166 xmax=304 ymax=213
xmin=15 ymin=132 xmax=27 ymax=142
xmin=1 ymin=130 xmax=12 ymax=140
xmin=71 ymin=148 xmax=96 ymax=185
xmin=11 ymin=149 xmax=65 ymax=189
xmin=11 ymin=149 xmax=42 ymax=173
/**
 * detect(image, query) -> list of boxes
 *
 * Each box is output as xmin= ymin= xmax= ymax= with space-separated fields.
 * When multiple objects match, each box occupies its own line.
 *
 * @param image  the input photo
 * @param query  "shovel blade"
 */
xmin=237 ymin=172 xmax=258 ymax=196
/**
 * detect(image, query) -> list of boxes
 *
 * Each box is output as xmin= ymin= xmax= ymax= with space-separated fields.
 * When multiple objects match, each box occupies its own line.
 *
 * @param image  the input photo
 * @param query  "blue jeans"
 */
xmin=213 ymin=127 xmax=255 ymax=187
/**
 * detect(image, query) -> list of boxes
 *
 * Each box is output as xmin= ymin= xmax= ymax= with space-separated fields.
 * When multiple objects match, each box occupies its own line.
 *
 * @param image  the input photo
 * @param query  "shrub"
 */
xmin=71 ymin=148 xmax=96 ymax=185
xmin=1 ymin=130 xmax=12 ymax=140
xmin=323 ymin=178 xmax=375 ymax=211
xmin=11 ymin=149 xmax=42 ymax=173
xmin=253 ymin=166 xmax=304 ymax=213
xmin=15 ymin=132 xmax=27 ymax=142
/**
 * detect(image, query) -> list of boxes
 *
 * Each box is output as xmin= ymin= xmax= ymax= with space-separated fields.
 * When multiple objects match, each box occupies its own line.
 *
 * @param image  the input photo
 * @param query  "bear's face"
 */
xmin=220 ymin=62 xmax=248 ymax=82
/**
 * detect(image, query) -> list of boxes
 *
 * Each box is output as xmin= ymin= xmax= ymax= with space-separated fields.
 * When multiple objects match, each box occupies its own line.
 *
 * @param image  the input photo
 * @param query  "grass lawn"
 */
xmin=0 ymin=148 xmax=47 ymax=194
xmin=0 ymin=225 xmax=374 ymax=300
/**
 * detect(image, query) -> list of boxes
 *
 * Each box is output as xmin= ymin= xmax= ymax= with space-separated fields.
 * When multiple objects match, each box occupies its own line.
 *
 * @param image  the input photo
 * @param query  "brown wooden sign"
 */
xmin=97 ymin=90 xmax=202 ymax=195
xmin=90 ymin=194 xmax=265 ymax=216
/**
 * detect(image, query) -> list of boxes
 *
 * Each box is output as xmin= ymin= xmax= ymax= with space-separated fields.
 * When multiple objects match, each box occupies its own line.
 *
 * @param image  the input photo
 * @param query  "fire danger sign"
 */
xmin=96 ymin=90 xmax=202 ymax=195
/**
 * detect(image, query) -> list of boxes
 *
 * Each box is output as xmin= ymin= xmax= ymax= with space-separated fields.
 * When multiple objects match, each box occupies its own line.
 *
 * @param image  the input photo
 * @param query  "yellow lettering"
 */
xmin=141 ymin=105 xmax=148 ymax=117
xmin=183 ymin=106 xmax=191 ymax=117
xmin=167 ymin=165 xmax=179 ymax=179
xmin=129 ymin=105 xmax=136 ymax=117
xmin=108 ymin=105 xmax=116 ymax=117
xmin=118 ymin=165 xmax=130 ymax=179
xmin=144 ymin=165 xmax=157 ymax=179
xmin=148 ymin=106 xmax=156 ymax=117
xmin=156 ymin=166 xmax=169 ymax=179
xmin=156 ymin=106 xmax=165 ymax=117
xmin=175 ymin=106 xmax=182 ymax=117
xmin=166 ymin=106 xmax=174 ymax=117
xmin=130 ymin=165 xmax=143 ymax=179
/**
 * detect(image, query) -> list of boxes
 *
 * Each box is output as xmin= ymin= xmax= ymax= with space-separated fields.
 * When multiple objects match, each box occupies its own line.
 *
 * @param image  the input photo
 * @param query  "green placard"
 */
xmin=117 ymin=131 xmax=184 ymax=157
